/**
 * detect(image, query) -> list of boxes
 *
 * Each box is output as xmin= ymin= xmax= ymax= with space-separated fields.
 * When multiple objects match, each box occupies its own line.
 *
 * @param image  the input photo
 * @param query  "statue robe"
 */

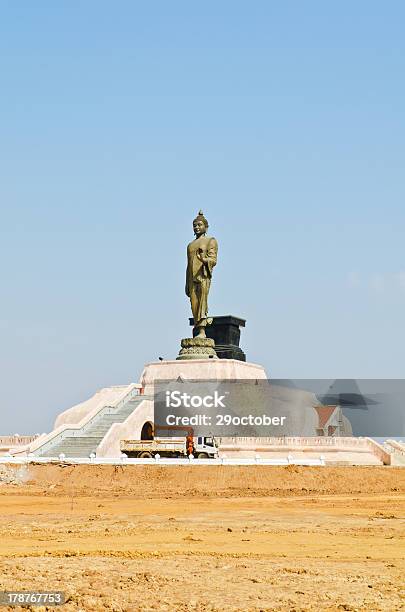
xmin=185 ymin=235 xmax=218 ymax=328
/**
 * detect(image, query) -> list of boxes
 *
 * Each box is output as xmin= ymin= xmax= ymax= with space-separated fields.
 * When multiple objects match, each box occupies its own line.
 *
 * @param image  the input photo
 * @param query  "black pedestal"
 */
xmin=189 ymin=315 xmax=246 ymax=361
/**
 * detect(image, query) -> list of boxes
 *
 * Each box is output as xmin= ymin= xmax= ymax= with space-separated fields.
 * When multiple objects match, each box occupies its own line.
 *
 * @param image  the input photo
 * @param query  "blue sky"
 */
xmin=0 ymin=1 xmax=404 ymax=432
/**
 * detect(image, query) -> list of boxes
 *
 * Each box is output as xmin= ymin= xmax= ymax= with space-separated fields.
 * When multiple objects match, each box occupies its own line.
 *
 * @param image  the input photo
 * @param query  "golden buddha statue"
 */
xmin=185 ymin=211 xmax=218 ymax=338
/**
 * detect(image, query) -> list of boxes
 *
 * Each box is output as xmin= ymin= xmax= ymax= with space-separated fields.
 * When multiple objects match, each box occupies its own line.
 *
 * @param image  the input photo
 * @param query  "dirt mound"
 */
xmin=0 ymin=464 xmax=30 ymax=486
xmin=3 ymin=463 xmax=404 ymax=498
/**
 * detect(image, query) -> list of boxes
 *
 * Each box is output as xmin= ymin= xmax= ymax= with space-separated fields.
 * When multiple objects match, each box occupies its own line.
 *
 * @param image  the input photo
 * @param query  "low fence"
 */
xmin=0 ymin=455 xmax=325 ymax=467
xmin=221 ymin=436 xmax=371 ymax=447
xmin=219 ymin=436 xmax=391 ymax=465
xmin=0 ymin=435 xmax=40 ymax=447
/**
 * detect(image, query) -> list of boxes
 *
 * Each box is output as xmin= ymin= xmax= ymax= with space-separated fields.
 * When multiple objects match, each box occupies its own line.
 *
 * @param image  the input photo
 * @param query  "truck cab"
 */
xmin=194 ymin=436 xmax=218 ymax=458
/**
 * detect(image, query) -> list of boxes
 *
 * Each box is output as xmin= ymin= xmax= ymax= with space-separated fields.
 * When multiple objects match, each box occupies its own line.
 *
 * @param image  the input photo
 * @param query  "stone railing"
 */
xmin=364 ymin=438 xmax=391 ymax=465
xmin=220 ymin=436 xmax=368 ymax=447
xmin=386 ymin=439 xmax=405 ymax=456
xmin=0 ymin=434 xmax=40 ymax=447
xmin=219 ymin=436 xmax=391 ymax=464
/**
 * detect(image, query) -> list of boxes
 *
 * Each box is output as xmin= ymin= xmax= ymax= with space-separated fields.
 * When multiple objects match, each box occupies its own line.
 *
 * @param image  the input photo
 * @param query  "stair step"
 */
xmin=37 ymin=395 xmax=151 ymax=458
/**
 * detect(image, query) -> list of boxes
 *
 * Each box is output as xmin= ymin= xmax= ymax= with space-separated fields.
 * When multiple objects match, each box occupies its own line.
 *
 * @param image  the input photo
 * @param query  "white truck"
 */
xmin=120 ymin=435 xmax=218 ymax=459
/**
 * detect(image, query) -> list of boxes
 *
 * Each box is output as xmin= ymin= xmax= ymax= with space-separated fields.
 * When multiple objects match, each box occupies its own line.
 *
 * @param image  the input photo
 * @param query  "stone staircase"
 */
xmin=38 ymin=396 xmax=149 ymax=458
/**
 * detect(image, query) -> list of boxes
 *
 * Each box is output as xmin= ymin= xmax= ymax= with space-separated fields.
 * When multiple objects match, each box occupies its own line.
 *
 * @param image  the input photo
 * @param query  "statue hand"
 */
xmin=197 ymin=248 xmax=208 ymax=263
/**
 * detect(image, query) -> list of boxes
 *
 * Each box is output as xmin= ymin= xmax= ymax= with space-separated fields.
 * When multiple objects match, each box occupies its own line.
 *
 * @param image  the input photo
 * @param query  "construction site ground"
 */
xmin=0 ymin=464 xmax=404 ymax=611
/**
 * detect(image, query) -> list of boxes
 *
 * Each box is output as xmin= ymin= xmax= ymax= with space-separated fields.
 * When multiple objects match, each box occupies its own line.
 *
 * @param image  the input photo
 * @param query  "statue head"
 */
xmin=193 ymin=210 xmax=208 ymax=237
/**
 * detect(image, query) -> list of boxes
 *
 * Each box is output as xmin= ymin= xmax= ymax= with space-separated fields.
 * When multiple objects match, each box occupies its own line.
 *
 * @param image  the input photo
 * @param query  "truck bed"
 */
xmin=120 ymin=438 xmax=186 ymax=454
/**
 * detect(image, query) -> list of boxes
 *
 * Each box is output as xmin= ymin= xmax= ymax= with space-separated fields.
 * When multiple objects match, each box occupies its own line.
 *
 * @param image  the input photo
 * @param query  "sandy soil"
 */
xmin=0 ymin=464 xmax=404 ymax=611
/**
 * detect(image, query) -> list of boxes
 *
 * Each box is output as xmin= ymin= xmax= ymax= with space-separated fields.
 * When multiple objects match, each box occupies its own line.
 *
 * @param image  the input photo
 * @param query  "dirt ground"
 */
xmin=0 ymin=464 xmax=404 ymax=611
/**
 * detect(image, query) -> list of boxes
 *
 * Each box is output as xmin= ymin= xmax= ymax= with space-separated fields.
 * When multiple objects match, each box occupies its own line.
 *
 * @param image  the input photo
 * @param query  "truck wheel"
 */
xmin=138 ymin=451 xmax=153 ymax=458
xmin=197 ymin=452 xmax=208 ymax=459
